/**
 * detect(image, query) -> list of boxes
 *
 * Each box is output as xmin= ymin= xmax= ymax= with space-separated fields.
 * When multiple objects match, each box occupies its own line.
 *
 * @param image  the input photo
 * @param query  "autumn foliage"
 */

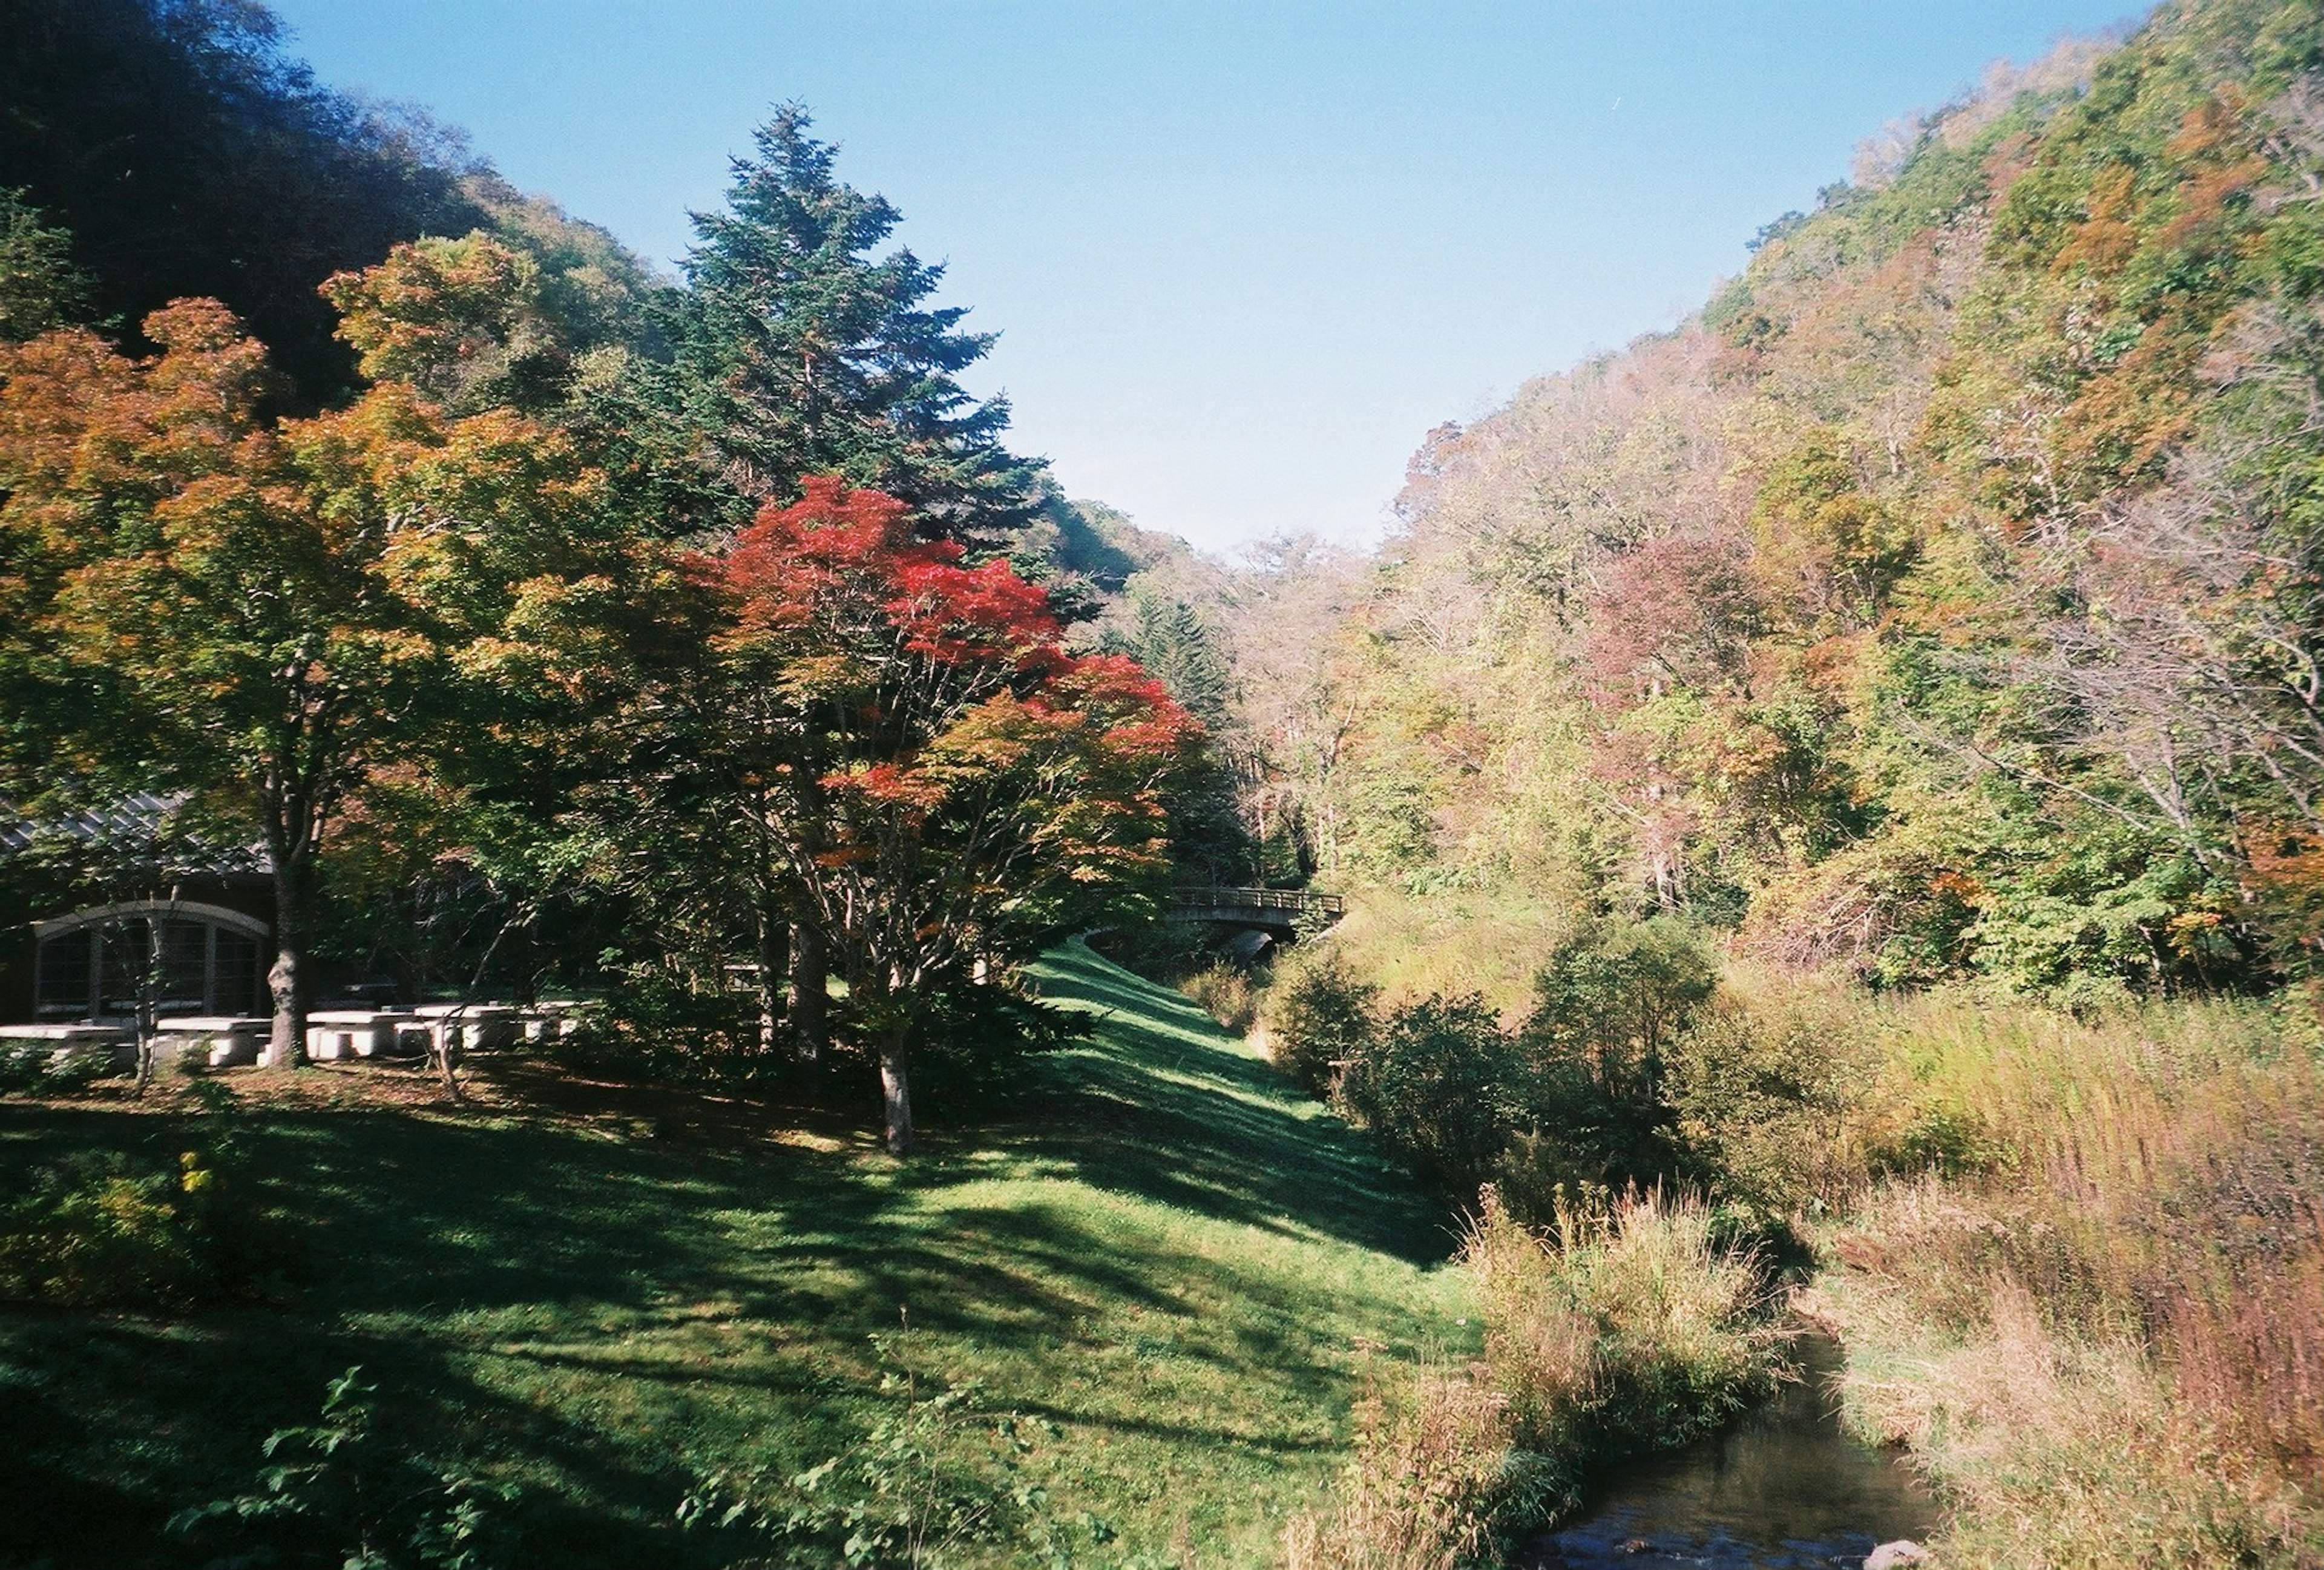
xmin=684 ymin=478 xmax=1198 ymax=1149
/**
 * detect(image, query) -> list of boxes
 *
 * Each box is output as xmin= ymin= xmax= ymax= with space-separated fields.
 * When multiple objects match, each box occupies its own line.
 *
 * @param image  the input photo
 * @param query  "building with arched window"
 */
xmin=2 ymin=795 xmax=273 ymax=1025
xmin=25 ymin=901 xmax=269 ymax=1021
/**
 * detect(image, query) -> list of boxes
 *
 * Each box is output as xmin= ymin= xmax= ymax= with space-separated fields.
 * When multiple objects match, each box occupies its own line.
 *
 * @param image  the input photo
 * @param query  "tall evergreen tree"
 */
xmin=667 ymin=106 xmax=1042 ymax=541
xmin=1111 ymin=585 xmax=1233 ymax=731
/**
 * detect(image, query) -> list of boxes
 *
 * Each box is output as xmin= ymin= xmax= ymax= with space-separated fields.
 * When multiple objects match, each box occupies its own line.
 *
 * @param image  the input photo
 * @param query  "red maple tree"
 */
xmin=700 ymin=477 xmax=1200 ymax=1151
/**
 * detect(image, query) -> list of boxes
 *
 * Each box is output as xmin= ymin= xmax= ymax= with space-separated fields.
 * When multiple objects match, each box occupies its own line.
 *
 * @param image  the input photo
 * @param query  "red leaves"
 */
xmin=700 ymin=476 xmax=1200 ymax=934
xmin=706 ymin=476 xmax=1195 ymax=754
xmin=712 ymin=475 xmax=1063 ymax=672
xmin=893 ymin=555 xmax=1063 ymax=669
xmin=1047 ymin=652 xmax=1203 ymax=761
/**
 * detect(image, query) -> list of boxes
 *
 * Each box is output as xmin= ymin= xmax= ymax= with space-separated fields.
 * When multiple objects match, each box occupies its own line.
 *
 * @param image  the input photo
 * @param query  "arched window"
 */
xmin=32 ymin=902 xmax=268 ymax=1022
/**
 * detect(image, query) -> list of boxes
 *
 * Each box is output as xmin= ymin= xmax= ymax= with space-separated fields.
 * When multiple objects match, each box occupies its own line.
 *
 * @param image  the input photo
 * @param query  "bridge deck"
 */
xmin=1165 ymin=886 xmax=1345 ymax=925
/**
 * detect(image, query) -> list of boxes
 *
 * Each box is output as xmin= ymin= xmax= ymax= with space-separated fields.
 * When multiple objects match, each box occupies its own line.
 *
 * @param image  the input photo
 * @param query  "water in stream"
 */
xmin=1516 ymin=1335 xmax=1938 ymax=1570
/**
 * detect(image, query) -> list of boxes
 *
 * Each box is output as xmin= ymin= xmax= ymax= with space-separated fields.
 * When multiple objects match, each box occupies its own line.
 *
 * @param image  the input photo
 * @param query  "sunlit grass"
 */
xmin=0 ymin=940 xmax=1469 ymax=1568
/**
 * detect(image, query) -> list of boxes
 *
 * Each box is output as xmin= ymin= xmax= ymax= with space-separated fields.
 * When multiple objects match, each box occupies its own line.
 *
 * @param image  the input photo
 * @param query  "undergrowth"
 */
xmin=0 ymin=1131 xmax=281 ymax=1309
xmin=1283 ymin=1187 xmax=1777 ymax=1569
xmin=1804 ymin=990 xmax=2324 ymax=1569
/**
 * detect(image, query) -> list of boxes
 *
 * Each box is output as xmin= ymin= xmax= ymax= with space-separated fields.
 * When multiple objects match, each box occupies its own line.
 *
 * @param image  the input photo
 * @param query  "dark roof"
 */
xmin=0 ymin=792 xmax=269 ymax=877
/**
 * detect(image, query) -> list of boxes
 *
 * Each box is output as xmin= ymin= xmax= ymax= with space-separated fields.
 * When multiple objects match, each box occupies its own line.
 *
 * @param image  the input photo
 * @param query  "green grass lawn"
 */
xmin=0 ymin=941 xmax=1471 ymax=1569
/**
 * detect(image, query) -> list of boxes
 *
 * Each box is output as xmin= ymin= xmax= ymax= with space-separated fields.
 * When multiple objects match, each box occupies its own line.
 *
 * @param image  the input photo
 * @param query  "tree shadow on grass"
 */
xmin=0 ymin=1289 xmax=695 ymax=1569
xmin=1018 ymin=941 xmax=1457 ymax=1265
xmin=0 ymin=939 xmax=1451 ymax=1568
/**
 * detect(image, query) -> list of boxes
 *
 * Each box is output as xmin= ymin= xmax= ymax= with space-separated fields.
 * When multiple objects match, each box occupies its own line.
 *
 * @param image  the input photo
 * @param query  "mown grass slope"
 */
xmin=0 ymin=941 xmax=1468 ymax=1569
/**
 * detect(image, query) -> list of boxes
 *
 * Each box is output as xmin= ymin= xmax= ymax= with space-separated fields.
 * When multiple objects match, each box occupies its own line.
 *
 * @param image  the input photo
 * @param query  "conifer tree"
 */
xmin=667 ymin=106 xmax=1042 ymax=542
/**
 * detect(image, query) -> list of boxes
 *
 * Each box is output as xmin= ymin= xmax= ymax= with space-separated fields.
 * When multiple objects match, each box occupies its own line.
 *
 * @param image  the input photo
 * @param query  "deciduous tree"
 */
xmin=689 ymin=477 xmax=1198 ymax=1151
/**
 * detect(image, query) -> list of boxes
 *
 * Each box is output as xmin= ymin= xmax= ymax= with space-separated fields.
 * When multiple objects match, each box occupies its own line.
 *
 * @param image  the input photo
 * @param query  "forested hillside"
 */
xmin=1232 ymin=0 xmax=2324 ymax=1012
xmin=1218 ymin=5 xmax=2324 ymax=1566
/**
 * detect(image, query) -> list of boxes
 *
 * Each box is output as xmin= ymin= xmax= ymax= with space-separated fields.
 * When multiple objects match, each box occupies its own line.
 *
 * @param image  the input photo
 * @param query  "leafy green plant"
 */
xmin=1334 ymin=993 xmax=1518 ymax=1197
xmin=1511 ymin=916 xmax=1718 ymax=1195
xmin=171 ymin=1366 xmax=522 ymax=1570
xmin=0 ymin=1144 xmax=274 ymax=1307
xmin=0 ymin=1038 xmax=118 ymax=1097
xmin=678 ymin=1336 xmax=1077 ymax=1569
xmin=1664 ymin=991 xmax=1878 ymax=1214
xmin=1264 ymin=950 xmax=1378 ymax=1095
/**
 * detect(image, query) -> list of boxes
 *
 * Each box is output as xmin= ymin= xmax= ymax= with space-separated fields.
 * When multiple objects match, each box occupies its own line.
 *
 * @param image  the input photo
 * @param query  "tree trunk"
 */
xmin=788 ymin=921 xmax=827 ymax=1062
xmin=264 ymin=862 xmax=307 ymax=1069
xmin=133 ymin=892 xmax=179 ymax=1095
xmin=878 ymin=1023 xmax=913 ymax=1155
xmin=756 ymin=908 xmax=786 ymax=1056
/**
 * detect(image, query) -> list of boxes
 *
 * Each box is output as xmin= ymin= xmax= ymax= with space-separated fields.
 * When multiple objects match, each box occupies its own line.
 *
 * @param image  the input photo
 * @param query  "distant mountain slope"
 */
xmin=1252 ymin=0 xmax=2324 ymax=1005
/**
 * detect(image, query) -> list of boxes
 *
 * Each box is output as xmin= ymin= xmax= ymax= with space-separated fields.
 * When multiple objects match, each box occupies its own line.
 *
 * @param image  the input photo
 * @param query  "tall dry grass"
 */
xmin=1283 ymin=1189 xmax=1777 ymax=1570
xmin=1805 ymin=988 xmax=2324 ymax=1568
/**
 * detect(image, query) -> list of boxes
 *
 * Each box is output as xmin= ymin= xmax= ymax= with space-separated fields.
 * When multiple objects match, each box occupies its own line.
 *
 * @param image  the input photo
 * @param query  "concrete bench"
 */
xmin=412 ymin=1003 xmax=518 ymax=1053
xmin=518 ymin=1000 xmax=598 ymax=1043
xmin=155 ymin=1016 xmax=269 ymax=1069
xmin=306 ymin=1010 xmax=418 ymax=1060
xmin=0 ymin=1023 xmax=137 ymax=1074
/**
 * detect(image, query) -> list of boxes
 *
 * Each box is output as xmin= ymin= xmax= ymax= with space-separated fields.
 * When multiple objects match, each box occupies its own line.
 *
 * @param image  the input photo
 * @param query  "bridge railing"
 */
xmin=1169 ymin=885 xmax=1345 ymax=918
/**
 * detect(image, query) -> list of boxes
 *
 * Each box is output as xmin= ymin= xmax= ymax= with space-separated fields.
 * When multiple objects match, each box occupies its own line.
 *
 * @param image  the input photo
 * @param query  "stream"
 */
xmin=1515 ymin=1334 xmax=1938 ymax=1570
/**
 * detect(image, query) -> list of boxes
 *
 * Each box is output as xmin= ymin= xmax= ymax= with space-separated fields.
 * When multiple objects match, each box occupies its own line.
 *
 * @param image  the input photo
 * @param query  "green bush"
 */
xmin=1665 ymin=993 xmax=1877 ymax=1214
xmin=0 ymin=1039 xmax=120 ymax=1098
xmin=1336 ymin=993 xmax=1518 ymax=1196
xmin=1180 ymin=961 xmax=1261 ymax=1035
xmin=172 ymin=1366 xmax=522 ymax=1570
xmin=1511 ymin=916 xmax=1718 ymax=1194
xmin=574 ymin=970 xmax=768 ymax=1085
xmin=893 ymin=980 xmax=1088 ymax=1107
xmin=0 ymin=1148 xmax=245 ymax=1308
xmin=1264 ymin=950 xmax=1378 ymax=1095
xmin=677 ymin=1330 xmax=1120 ymax=1569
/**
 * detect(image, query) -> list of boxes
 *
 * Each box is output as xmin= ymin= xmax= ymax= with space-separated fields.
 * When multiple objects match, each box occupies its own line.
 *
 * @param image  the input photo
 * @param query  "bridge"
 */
xmin=1166 ymin=885 xmax=1345 ymax=939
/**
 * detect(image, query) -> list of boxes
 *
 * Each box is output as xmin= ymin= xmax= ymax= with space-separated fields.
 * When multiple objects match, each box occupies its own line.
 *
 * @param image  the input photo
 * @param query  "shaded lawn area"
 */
xmin=0 ymin=941 xmax=1469 ymax=1569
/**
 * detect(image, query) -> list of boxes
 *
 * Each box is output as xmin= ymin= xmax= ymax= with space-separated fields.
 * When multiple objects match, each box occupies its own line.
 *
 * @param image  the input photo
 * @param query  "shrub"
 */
xmin=1279 ymin=1356 xmax=1540 ymax=1570
xmin=1512 ymin=916 xmax=1718 ymax=1190
xmin=1286 ymin=1188 xmax=1779 ymax=1569
xmin=172 ymin=1366 xmax=522 ymax=1570
xmin=1091 ymin=918 xmax=1215 ymax=984
xmin=1664 ymin=988 xmax=1879 ymax=1213
xmin=1469 ymin=1187 xmax=1776 ymax=1460
xmin=0 ymin=1147 xmax=271 ymax=1309
xmin=677 ymin=1335 xmax=1105 ymax=1568
xmin=1827 ymin=1269 xmax=2317 ymax=1570
xmin=1180 ymin=961 xmax=1260 ymax=1035
xmin=893 ymin=980 xmax=1088 ymax=1107
xmin=1819 ymin=991 xmax=2324 ymax=1564
xmin=1265 ymin=950 xmax=1379 ymax=1094
xmin=1336 ymin=994 xmax=1518 ymax=1195
xmin=573 ymin=970 xmax=767 ymax=1085
xmin=0 ymin=1155 xmax=201 ymax=1306
xmin=0 ymin=1039 xmax=120 ymax=1098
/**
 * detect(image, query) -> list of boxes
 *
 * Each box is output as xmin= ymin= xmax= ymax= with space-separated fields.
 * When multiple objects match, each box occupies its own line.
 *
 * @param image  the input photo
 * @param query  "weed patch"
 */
xmin=1286 ymin=1189 xmax=1778 ymax=1569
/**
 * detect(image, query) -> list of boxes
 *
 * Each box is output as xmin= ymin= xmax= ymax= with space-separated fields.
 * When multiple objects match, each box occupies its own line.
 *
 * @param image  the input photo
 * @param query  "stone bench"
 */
xmin=412 ymin=1003 xmax=518 ymax=1053
xmin=519 ymin=1000 xmax=597 ymax=1043
xmin=154 ymin=1016 xmax=269 ymax=1069
xmin=306 ymin=1010 xmax=422 ymax=1060
xmin=0 ymin=1023 xmax=137 ymax=1074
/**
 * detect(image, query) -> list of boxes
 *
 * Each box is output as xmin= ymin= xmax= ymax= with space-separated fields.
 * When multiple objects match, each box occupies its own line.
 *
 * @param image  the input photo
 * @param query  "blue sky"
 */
xmin=269 ymin=1 xmax=2146 ymax=551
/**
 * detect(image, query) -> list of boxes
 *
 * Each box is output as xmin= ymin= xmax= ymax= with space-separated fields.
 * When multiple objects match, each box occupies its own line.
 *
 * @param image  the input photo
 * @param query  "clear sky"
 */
xmin=267 ymin=1 xmax=2147 ymax=552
